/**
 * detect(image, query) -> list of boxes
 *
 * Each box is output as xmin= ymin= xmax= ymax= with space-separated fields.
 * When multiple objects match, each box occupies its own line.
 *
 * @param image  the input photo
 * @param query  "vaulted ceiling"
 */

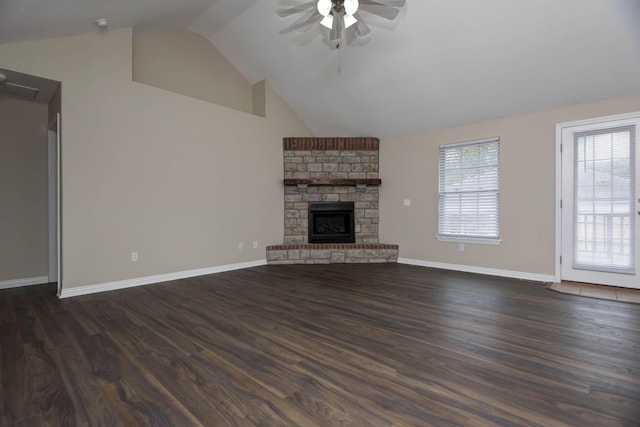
xmin=2 ymin=0 xmax=640 ymax=138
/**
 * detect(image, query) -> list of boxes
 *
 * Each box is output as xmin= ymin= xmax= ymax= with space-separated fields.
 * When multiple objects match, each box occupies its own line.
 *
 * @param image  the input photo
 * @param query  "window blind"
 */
xmin=439 ymin=137 xmax=500 ymax=239
xmin=573 ymin=125 xmax=636 ymax=273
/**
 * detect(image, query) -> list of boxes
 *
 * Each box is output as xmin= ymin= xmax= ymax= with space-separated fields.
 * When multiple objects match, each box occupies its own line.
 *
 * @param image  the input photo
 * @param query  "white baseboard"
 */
xmin=397 ymin=258 xmax=555 ymax=283
xmin=0 ymin=276 xmax=49 ymax=290
xmin=59 ymin=259 xmax=268 ymax=298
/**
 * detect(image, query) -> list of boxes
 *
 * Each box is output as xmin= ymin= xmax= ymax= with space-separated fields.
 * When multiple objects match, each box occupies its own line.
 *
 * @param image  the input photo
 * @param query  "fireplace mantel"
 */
xmin=283 ymin=178 xmax=381 ymax=186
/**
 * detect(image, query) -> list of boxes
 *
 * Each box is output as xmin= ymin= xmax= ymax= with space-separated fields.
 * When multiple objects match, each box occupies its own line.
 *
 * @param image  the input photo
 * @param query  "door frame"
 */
xmin=555 ymin=111 xmax=640 ymax=285
xmin=48 ymin=113 xmax=61 ymax=295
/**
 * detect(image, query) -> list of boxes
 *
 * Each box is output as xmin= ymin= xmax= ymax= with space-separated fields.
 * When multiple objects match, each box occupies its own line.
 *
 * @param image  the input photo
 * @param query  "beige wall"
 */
xmin=6 ymin=27 xmax=636 ymax=288
xmin=380 ymin=94 xmax=640 ymax=276
xmin=252 ymin=80 xmax=266 ymax=118
xmin=0 ymin=28 xmax=312 ymax=290
xmin=133 ymin=29 xmax=254 ymax=114
xmin=0 ymin=96 xmax=49 ymax=282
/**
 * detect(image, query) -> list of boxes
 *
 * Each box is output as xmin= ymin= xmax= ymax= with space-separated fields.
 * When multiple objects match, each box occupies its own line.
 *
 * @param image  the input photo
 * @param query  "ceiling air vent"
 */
xmin=0 ymin=73 xmax=40 ymax=100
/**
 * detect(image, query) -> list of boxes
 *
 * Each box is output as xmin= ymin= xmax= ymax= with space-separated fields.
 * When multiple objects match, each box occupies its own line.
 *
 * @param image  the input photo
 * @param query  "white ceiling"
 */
xmin=2 ymin=0 xmax=640 ymax=139
xmin=0 ymin=0 xmax=219 ymax=42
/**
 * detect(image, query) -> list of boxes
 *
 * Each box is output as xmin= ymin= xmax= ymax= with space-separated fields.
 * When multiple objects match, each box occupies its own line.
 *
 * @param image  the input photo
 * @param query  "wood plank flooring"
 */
xmin=1 ymin=264 xmax=639 ymax=426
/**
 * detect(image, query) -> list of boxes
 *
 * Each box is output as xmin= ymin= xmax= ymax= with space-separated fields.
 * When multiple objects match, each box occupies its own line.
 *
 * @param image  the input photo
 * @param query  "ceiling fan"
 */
xmin=278 ymin=0 xmax=406 ymax=45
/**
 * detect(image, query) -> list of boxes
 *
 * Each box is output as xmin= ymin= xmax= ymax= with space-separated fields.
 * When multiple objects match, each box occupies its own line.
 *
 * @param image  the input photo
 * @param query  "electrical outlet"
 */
xmin=131 ymin=251 xmax=139 ymax=262
xmin=253 ymin=241 xmax=258 ymax=249
xmin=403 ymin=199 xmax=411 ymax=206
xmin=238 ymin=242 xmax=243 ymax=250
xmin=458 ymin=244 xmax=464 ymax=252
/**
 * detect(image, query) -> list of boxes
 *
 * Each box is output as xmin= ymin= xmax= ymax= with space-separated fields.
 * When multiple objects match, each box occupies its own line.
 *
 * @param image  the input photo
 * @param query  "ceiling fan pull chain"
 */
xmin=336 ymin=23 xmax=345 ymax=75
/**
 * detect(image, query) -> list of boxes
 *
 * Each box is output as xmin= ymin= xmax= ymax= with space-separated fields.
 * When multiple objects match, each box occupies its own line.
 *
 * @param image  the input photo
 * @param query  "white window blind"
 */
xmin=439 ymin=137 xmax=500 ymax=239
xmin=573 ymin=126 xmax=635 ymax=273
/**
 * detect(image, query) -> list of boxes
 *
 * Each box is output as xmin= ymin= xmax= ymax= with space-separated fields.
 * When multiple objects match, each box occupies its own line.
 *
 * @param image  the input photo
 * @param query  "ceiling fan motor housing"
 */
xmin=318 ymin=0 xmax=358 ymax=15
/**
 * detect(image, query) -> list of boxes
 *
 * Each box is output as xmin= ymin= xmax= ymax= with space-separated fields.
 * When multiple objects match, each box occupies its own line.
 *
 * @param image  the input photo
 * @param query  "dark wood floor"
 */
xmin=2 ymin=264 xmax=639 ymax=426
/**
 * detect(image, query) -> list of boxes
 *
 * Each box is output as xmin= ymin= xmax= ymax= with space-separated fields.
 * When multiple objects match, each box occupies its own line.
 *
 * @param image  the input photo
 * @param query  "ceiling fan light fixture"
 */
xmin=279 ymin=0 xmax=405 ymax=47
xmin=344 ymin=14 xmax=357 ymax=29
xmin=344 ymin=0 xmax=359 ymax=16
xmin=320 ymin=14 xmax=334 ymax=29
xmin=317 ymin=0 xmax=332 ymax=16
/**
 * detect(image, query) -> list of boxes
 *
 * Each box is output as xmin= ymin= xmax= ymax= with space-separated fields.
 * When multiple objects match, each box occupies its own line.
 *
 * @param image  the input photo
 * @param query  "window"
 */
xmin=573 ymin=126 xmax=635 ymax=273
xmin=438 ymin=137 xmax=500 ymax=242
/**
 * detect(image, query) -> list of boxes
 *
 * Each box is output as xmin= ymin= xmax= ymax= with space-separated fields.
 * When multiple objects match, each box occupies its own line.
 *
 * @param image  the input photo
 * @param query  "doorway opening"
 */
xmin=0 ymin=68 xmax=61 ymax=293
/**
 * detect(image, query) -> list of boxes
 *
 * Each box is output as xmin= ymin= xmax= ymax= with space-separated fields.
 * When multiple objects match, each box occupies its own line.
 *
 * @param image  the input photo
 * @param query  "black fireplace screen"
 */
xmin=308 ymin=202 xmax=355 ymax=243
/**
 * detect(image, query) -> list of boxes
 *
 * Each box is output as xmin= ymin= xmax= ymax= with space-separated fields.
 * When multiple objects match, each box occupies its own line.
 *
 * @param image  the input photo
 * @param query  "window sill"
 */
xmin=437 ymin=236 xmax=502 ymax=245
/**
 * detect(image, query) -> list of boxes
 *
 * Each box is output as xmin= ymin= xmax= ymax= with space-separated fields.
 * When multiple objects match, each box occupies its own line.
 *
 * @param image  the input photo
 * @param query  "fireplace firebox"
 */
xmin=308 ymin=202 xmax=355 ymax=244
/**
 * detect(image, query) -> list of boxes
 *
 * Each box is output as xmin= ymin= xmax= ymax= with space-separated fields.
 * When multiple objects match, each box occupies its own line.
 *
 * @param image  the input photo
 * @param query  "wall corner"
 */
xmin=252 ymin=80 xmax=266 ymax=118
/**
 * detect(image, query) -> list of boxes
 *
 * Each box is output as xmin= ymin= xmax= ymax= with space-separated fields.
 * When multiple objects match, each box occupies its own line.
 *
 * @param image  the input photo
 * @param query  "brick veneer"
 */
xmin=266 ymin=137 xmax=399 ymax=264
xmin=283 ymin=137 xmax=379 ymax=151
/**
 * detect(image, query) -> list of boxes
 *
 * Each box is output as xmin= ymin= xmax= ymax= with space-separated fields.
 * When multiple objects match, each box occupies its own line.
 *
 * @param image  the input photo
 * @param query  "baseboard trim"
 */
xmin=59 ymin=259 xmax=268 ymax=298
xmin=0 ymin=276 xmax=49 ymax=290
xmin=397 ymin=258 xmax=555 ymax=283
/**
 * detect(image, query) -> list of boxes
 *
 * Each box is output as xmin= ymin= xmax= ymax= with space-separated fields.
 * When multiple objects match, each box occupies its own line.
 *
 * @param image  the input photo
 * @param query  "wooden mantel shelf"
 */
xmin=284 ymin=178 xmax=381 ymax=186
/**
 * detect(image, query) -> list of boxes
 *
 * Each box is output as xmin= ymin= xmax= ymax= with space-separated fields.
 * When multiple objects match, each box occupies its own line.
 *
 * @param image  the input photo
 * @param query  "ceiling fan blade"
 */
xmin=352 ymin=12 xmax=371 ymax=37
xmin=358 ymin=4 xmax=400 ymax=20
xmin=277 ymin=1 xmax=317 ymax=17
xmin=360 ymin=0 xmax=405 ymax=6
xmin=281 ymin=9 xmax=322 ymax=33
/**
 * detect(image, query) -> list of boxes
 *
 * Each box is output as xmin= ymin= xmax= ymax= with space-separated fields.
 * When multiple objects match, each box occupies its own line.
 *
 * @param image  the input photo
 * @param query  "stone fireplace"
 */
xmin=266 ymin=137 xmax=398 ymax=264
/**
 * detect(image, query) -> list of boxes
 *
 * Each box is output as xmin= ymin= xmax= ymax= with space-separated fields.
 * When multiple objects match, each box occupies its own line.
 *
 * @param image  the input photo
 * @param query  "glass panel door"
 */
xmin=561 ymin=115 xmax=639 ymax=288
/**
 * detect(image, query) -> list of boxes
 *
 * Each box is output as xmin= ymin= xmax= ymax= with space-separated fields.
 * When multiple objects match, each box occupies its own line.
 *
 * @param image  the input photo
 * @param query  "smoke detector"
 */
xmin=95 ymin=18 xmax=109 ymax=31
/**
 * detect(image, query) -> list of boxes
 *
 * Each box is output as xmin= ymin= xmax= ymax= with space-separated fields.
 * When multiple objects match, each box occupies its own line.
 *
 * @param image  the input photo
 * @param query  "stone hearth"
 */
xmin=266 ymin=137 xmax=398 ymax=264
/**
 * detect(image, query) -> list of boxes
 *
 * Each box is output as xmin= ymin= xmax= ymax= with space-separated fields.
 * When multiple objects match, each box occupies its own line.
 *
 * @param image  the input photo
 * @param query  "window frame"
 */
xmin=437 ymin=136 xmax=502 ymax=245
